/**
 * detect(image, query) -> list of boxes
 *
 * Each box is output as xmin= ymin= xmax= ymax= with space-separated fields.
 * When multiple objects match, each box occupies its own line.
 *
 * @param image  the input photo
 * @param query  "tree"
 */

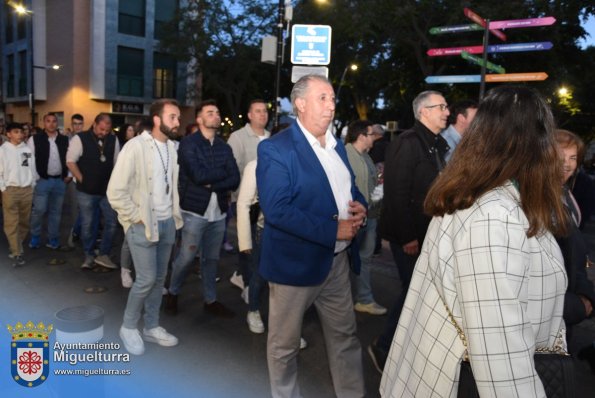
xmin=159 ymin=0 xmax=277 ymax=125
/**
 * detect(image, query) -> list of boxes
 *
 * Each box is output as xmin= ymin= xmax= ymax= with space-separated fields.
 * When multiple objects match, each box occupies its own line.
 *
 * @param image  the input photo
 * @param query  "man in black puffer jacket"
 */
xmin=166 ymin=100 xmax=240 ymax=318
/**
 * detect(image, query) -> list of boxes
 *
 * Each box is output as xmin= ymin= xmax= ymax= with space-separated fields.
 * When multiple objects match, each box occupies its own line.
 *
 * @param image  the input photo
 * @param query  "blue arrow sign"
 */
xmin=487 ymin=41 xmax=553 ymax=53
xmin=291 ymin=24 xmax=332 ymax=65
xmin=425 ymin=75 xmax=481 ymax=84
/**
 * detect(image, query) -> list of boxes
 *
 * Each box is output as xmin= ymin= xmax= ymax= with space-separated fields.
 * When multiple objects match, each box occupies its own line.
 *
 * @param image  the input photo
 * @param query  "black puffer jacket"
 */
xmin=177 ymin=132 xmax=240 ymax=215
xmin=379 ymin=120 xmax=448 ymax=245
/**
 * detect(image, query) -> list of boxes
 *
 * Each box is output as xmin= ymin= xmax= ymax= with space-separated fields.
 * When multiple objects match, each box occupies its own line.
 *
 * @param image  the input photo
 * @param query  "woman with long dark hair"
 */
xmin=380 ymin=86 xmax=568 ymax=397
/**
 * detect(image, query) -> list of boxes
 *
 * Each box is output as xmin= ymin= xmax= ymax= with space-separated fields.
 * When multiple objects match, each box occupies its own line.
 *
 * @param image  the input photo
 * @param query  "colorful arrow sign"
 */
xmin=425 ymin=72 xmax=548 ymax=84
xmin=464 ymin=7 xmax=507 ymax=41
xmin=429 ymin=24 xmax=483 ymax=34
xmin=461 ymin=51 xmax=505 ymax=74
xmin=427 ymin=42 xmax=553 ymax=56
xmin=489 ymin=16 xmax=556 ymax=29
xmin=485 ymin=72 xmax=548 ymax=82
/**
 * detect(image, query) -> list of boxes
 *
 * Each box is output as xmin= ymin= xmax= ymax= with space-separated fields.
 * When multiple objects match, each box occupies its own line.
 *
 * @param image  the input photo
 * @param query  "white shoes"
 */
xmin=119 ymin=326 xmax=145 ymax=355
xmin=230 ymin=271 xmax=245 ymax=290
xmin=95 ymin=254 xmax=118 ymax=269
xmin=354 ymin=301 xmax=387 ymax=315
xmin=143 ymin=326 xmax=179 ymax=347
xmin=121 ymin=268 xmax=133 ymax=288
xmin=247 ymin=311 xmax=265 ymax=334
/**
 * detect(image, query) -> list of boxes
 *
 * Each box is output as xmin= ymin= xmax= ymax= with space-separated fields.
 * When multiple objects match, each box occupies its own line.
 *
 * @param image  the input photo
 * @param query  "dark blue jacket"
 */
xmin=256 ymin=121 xmax=367 ymax=286
xmin=177 ymin=132 xmax=240 ymax=215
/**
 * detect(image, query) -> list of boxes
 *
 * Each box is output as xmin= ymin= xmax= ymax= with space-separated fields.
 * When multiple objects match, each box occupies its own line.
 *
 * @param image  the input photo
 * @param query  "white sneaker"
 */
xmin=300 ymin=337 xmax=308 ymax=350
xmin=229 ymin=271 xmax=245 ymax=290
xmin=354 ymin=301 xmax=387 ymax=315
xmin=247 ymin=311 xmax=264 ymax=334
xmin=143 ymin=326 xmax=178 ymax=347
xmin=121 ymin=268 xmax=133 ymax=288
xmin=119 ymin=326 xmax=145 ymax=355
xmin=95 ymin=254 xmax=118 ymax=269
xmin=241 ymin=287 xmax=250 ymax=304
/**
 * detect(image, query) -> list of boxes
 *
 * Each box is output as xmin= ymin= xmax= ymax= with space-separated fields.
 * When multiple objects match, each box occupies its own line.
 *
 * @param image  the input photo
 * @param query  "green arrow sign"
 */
xmin=460 ymin=51 xmax=505 ymax=74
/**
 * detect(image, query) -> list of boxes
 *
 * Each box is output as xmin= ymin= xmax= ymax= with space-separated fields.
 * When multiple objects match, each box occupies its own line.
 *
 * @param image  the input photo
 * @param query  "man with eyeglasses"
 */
xmin=368 ymin=90 xmax=450 ymax=373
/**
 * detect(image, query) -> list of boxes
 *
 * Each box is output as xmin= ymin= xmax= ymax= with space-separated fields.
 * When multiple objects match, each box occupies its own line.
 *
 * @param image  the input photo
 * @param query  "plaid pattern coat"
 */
xmin=380 ymin=182 xmax=567 ymax=398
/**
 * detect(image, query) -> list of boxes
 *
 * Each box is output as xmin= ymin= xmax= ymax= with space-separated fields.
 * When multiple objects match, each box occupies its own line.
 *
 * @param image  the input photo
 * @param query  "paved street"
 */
xmin=0 ymin=198 xmax=594 ymax=397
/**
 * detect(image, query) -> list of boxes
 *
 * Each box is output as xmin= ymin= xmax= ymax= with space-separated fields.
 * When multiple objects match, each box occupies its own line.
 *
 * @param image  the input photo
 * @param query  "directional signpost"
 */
xmin=426 ymin=8 xmax=556 ymax=95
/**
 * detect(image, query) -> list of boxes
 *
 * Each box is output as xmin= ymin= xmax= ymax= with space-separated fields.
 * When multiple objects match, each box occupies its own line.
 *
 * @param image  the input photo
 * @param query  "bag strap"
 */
xmin=438 ymin=295 xmax=469 ymax=361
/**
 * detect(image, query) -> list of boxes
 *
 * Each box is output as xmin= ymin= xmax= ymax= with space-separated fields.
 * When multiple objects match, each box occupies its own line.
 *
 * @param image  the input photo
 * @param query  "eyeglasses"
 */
xmin=425 ymin=104 xmax=448 ymax=111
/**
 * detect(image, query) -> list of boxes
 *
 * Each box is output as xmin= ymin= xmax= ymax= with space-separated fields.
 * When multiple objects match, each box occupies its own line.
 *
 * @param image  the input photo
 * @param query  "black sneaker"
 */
xmin=368 ymin=340 xmax=387 ymax=374
xmin=13 ymin=255 xmax=26 ymax=267
xmin=204 ymin=301 xmax=235 ymax=318
xmin=164 ymin=294 xmax=178 ymax=316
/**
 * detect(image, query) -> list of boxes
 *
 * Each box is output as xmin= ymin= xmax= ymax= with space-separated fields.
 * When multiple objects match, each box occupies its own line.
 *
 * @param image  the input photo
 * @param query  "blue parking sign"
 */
xmin=291 ymin=24 xmax=332 ymax=65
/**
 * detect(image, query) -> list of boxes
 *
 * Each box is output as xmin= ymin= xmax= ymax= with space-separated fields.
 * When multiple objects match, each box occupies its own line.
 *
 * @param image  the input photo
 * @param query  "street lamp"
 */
xmin=335 ymin=63 xmax=358 ymax=105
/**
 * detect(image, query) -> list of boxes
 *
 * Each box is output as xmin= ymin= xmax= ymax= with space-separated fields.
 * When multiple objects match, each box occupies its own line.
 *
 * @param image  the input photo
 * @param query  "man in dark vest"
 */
xmin=66 ymin=113 xmax=120 ymax=269
xmin=27 ymin=113 xmax=71 ymax=249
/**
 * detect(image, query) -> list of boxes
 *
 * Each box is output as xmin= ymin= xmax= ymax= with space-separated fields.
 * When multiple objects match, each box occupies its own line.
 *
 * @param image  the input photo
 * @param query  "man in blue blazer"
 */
xmin=256 ymin=75 xmax=367 ymax=398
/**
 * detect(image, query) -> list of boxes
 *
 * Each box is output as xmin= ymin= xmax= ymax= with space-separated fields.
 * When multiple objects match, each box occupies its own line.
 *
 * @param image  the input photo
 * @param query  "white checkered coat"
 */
xmin=380 ymin=182 xmax=567 ymax=398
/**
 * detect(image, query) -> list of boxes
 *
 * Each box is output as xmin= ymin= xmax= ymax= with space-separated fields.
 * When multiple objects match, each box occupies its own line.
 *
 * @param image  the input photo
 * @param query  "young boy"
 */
xmin=0 ymin=122 xmax=38 ymax=266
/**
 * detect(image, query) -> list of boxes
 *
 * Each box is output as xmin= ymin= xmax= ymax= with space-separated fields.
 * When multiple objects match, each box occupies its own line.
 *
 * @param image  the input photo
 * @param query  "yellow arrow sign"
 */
xmin=486 ymin=72 xmax=548 ymax=82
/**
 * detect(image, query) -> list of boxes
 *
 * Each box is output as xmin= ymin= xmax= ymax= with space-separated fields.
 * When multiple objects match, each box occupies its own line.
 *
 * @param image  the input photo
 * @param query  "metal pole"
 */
xmin=273 ymin=0 xmax=284 ymax=130
xmin=335 ymin=65 xmax=349 ymax=106
xmin=479 ymin=19 xmax=490 ymax=100
xmin=29 ymin=15 xmax=35 ymax=126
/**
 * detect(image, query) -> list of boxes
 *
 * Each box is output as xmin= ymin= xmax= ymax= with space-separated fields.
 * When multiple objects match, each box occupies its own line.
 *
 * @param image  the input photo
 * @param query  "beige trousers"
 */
xmin=2 ymin=186 xmax=33 ymax=256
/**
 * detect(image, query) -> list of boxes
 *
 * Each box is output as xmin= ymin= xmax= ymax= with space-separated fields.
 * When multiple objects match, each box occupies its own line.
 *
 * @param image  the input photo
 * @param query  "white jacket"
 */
xmin=0 ymin=142 xmax=38 ymax=191
xmin=380 ymin=182 xmax=566 ymax=398
xmin=107 ymin=132 xmax=183 ymax=241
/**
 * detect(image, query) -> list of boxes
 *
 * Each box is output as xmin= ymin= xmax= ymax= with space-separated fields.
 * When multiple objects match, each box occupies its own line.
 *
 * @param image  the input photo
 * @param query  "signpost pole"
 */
xmin=273 ymin=0 xmax=284 ymax=130
xmin=479 ymin=19 xmax=490 ymax=99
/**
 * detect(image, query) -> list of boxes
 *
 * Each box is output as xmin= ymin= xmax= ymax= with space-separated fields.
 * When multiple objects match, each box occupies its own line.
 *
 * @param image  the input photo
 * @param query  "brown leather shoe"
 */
xmin=204 ymin=301 xmax=235 ymax=318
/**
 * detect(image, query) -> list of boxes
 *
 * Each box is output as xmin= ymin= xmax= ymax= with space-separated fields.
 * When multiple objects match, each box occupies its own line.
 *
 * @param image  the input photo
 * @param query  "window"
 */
xmin=153 ymin=53 xmax=176 ymax=98
xmin=117 ymin=46 xmax=144 ymax=97
xmin=4 ymin=4 xmax=14 ymax=43
xmin=118 ymin=0 xmax=145 ymax=37
xmin=6 ymin=54 xmax=15 ymax=98
xmin=18 ymin=51 xmax=27 ymax=96
xmin=154 ymin=0 xmax=177 ymax=40
xmin=16 ymin=14 xmax=26 ymax=40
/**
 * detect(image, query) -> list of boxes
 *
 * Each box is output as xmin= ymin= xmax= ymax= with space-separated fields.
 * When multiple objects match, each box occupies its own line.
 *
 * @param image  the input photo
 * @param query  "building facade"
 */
xmin=1 ymin=0 xmax=192 ymax=131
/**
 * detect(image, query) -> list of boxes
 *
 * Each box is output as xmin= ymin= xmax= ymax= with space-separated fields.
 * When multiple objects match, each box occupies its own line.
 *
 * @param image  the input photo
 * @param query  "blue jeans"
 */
xmin=376 ymin=241 xmax=418 ymax=352
xmin=72 ymin=207 xmax=100 ymax=241
xmin=248 ymin=227 xmax=266 ymax=312
xmin=76 ymin=191 xmax=117 ymax=257
xmin=122 ymin=218 xmax=175 ymax=329
xmin=30 ymin=178 xmax=66 ymax=241
xmin=354 ymin=218 xmax=377 ymax=304
xmin=169 ymin=213 xmax=226 ymax=303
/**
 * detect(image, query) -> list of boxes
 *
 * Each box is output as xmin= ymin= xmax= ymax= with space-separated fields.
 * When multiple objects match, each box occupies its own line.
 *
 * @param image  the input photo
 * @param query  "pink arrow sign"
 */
xmin=427 ymin=46 xmax=484 ymax=56
xmin=464 ymin=7 xmax=507 ymax=41
xmin=489 ymin=17 xmax=556 ymax=29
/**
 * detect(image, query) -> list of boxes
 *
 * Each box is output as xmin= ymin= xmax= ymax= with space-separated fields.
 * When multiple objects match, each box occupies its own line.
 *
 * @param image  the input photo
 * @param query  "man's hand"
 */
xmin=241 ymin=249 xmax=252 ymax=254
xmin=336 ymin=201 xmax=367 ymax=240
xmin=403 ymin=240 xmax=419 ymax=256
xmin=64 ymin=176 xmax=73 ymax=184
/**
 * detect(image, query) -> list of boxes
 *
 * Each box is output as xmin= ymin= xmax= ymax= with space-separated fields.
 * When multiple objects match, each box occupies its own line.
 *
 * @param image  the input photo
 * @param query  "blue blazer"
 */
xmin=256 ymin=121 xmax=366 ymax=286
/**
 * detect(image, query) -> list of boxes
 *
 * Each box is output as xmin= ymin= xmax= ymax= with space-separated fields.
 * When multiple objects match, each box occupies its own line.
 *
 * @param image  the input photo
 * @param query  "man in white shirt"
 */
xmin=107 ymin=99 xmax=183 ymax=355
xmin=256 ymin=75 xmax=367 ymax=398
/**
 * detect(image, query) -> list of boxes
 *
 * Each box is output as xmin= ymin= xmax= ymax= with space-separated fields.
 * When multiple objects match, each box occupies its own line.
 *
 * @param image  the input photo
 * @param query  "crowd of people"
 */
xmin=1 ymin=75 xmax=595 ymax=397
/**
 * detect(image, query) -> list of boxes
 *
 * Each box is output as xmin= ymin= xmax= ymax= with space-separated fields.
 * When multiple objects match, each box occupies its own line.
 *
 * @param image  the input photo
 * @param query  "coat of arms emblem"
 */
xmin=7 ymin=321 xmax=53 ymax=387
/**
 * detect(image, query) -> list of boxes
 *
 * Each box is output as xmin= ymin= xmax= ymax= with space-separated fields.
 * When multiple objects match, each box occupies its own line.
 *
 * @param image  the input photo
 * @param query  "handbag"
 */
xmin=439 ymin=298 xmax=575 ymax=398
